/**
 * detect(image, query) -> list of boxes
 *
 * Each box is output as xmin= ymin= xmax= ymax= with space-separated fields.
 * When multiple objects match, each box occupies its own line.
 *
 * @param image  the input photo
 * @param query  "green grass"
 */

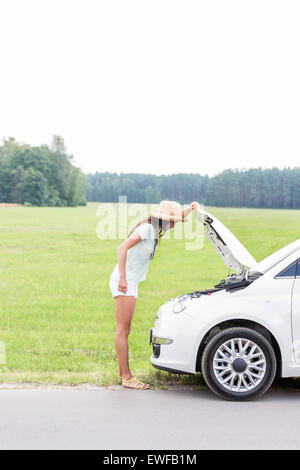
xmin=0 ymin=203 xmax=300 ymax=386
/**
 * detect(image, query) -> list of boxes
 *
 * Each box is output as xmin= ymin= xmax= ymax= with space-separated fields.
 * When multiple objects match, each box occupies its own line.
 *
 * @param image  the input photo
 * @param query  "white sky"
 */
xmin=0 ymin=0 xmax=300 ymax=176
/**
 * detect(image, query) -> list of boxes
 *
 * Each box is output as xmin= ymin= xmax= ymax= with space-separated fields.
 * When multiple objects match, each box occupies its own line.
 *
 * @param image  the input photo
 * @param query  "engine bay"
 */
xmin=185 ymin=270 xmax=263 ymax=298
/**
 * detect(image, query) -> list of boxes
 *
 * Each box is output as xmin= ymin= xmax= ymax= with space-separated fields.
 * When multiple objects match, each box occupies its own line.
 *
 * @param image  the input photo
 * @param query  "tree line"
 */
xmin=0 ymin=136 xmax=86 ymax=206
xmin=1 ymin=136 xmax=300 ymax=209
xmin=87 ymin=168 xmax=300 ymax=209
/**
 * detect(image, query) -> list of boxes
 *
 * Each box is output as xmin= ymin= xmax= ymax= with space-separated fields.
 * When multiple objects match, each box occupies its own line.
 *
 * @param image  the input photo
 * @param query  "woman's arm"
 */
xmin=182 ymin=201 xmax=200 ymax=220
xmin=117 ymin=232 xmax=142 ymax=293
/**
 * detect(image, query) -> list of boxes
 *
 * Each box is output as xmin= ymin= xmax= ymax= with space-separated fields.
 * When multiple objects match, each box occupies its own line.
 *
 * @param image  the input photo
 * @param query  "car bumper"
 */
xmin=149 ymin=330 xmax=174 ymax=359
xmin=149 ymin=308 xmax=207 ymax=374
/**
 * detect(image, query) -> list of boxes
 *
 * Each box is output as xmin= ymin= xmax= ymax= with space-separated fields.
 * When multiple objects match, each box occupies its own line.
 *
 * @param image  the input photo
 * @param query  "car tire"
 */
xmin=201 ymin=327 xmax=277 ymax=401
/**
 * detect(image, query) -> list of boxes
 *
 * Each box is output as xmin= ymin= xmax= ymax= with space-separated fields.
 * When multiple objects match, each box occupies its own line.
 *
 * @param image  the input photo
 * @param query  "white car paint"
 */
xmin=150 ymin=210 xmax=300 ymax=381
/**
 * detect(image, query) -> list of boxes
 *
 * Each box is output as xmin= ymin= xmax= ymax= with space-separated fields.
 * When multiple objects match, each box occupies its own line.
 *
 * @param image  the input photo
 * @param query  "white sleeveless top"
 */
xmin=110 ymin=223 xmax=156 ymax=284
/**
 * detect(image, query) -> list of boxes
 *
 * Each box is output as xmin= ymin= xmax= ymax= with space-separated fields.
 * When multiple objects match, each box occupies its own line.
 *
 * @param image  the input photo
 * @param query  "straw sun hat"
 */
xmin=150 ymin=200 xmax=185 ymax=222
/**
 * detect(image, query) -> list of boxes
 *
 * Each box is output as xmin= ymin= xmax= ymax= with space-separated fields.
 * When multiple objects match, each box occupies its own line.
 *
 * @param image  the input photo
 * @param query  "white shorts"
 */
xmin=110 ymin=276 xmax=139 ymax=298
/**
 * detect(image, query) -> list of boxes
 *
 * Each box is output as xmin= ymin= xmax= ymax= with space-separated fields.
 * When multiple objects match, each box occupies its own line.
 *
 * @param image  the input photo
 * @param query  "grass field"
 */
xmin=0 ymin=203 xmax=300 ymax=386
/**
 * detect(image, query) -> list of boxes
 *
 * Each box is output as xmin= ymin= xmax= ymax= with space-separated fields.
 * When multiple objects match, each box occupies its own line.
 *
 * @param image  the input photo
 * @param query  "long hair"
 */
xmin=127 ymin=216 xmax=171 ymax=260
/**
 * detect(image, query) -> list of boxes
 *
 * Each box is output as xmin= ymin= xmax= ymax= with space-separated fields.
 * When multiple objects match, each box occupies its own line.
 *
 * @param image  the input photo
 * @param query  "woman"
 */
xmin=110 ymin=200 xmax=199 ymax=390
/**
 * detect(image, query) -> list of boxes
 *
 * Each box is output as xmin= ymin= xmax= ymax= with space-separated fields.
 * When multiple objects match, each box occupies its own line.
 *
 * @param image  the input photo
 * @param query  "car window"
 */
xmin=276 ymin=260 xmax=298 ymax=278
xmin=297 ymin=260 xmax=300 ymax=277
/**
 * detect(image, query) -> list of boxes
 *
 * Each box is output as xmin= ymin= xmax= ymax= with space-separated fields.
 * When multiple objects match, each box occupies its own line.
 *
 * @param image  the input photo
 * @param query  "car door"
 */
xmin=292 ymin=259 xmax=300 ymax=363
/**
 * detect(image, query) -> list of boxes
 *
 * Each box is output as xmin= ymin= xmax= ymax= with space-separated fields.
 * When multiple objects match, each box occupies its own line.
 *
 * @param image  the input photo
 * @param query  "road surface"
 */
xmin=0 ymin=385 xmax=299 ymax=450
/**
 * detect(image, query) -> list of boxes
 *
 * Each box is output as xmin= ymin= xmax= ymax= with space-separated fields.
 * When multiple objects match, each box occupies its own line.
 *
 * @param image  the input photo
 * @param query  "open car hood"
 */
xmin=196 ymin=209 xmax=261 ymax=273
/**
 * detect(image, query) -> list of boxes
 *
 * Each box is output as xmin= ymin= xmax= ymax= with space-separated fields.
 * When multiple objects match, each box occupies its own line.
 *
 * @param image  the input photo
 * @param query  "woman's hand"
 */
xmin=182 ymin=201 xmax=200 ymax=220
xmin=118 ymin=277 xmax=128 ymax=294
xmin=190 ymin=201 xmax=200 ymax=210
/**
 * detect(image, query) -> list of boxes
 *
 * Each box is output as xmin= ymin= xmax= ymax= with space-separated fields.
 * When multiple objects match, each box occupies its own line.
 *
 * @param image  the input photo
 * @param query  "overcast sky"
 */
xmin=1 ymin=0 xmax=299 ymax=176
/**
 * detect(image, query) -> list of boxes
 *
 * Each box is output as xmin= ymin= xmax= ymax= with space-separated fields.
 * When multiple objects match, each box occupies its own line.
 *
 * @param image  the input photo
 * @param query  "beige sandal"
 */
xmin=122 ymin=377 xmax=150 ymax=390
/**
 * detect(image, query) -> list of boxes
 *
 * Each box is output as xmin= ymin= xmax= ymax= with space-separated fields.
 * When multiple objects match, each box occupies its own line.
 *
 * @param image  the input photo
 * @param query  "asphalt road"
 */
xmin=0 ymin=386 xmax=300 ymax=450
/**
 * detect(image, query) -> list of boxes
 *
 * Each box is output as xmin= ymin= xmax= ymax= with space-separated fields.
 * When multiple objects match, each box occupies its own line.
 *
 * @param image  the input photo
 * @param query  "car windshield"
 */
xmin=257 ymin=239 xmax=300 ymax=273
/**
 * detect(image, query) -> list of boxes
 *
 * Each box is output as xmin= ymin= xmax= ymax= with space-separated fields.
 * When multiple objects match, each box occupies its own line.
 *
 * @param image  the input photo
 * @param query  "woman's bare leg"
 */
xmin=114 ymin=296 xmax=136 ymax=380
xmin=114 ymin=296 xmax=150 ymax=389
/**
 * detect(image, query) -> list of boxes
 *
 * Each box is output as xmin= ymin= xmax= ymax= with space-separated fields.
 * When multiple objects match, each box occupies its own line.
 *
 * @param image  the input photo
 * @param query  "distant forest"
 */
xmin=0 ymin=137 xmax=86 ymax=206
xmin=87 ymin=168 xmax=300 ymax=209
xmin=1 ymin=137 xmax=300 ymax=208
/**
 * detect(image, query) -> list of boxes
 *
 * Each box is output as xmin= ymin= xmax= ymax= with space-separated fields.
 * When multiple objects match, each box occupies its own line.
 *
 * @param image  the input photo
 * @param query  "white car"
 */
xmin=150 ymin=209 xmax=300 ymax=400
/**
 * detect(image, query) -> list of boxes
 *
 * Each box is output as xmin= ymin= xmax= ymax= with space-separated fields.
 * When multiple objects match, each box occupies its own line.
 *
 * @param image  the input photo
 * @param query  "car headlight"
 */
xmin=172 ymin=296 xmax=188 ymax=314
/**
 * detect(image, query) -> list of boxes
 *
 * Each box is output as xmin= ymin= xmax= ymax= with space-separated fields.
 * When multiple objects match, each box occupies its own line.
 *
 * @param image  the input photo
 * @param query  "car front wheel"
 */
xmin=201 ymin=327 xmax=277 ymax=401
